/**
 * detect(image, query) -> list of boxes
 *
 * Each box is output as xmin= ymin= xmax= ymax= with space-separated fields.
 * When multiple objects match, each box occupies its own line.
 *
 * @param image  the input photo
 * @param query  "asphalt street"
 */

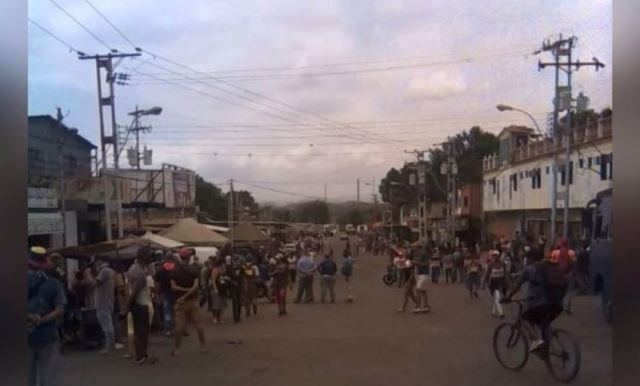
xmin=62 ymin=238 xmax=612 ymax=386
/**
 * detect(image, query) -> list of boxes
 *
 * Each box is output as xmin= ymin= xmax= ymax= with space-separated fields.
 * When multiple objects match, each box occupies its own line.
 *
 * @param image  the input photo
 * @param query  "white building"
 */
xmin=482 ymin=115 xmax=612 ymax=241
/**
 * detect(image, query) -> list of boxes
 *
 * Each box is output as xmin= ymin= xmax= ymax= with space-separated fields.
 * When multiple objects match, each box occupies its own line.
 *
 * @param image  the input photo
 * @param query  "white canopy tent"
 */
xmin=141 ymin=231 xmax=184 ymax=249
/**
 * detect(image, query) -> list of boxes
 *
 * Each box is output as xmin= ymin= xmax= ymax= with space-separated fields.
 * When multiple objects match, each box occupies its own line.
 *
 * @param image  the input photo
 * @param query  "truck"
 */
xmin=585 ymin=188 xmax=612 ymax=323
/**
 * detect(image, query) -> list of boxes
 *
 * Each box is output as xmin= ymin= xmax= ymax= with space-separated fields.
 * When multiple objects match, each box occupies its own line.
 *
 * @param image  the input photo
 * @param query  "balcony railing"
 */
xmin=483 ymin=116 xmax=612 ymax=171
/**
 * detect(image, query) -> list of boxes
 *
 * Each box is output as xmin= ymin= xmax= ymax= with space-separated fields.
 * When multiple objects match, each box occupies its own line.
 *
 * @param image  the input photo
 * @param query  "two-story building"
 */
xmin=482 ymin=115 xmax=612 ymax=242
xmin=28 ymin=115 xmax=97 ymax=249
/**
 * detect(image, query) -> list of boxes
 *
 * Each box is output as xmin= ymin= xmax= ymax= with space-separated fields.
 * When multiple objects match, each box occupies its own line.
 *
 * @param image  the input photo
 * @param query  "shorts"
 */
xmin=415 ymin=274 xmax=429 ymax=291
xmin=174 ymin=298 xmax=200 ymax=332
xmin=522 ymin=303 xmax=563 ymax=326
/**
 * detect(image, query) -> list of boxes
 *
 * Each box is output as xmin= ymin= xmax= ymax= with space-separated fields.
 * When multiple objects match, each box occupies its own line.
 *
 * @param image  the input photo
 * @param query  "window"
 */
xmin=64 ymin=155 xmax=77 ymax=170
xmin=569 ymin=161 xmax=574 ymax=185
xmin=492 ymin=178 xmax=496 ymax=194
xmin=609 ymin=153 xmax=613 ymax=179
xmin=513 ymin=173 xmax=518 ymax=192
xmin=531 ymin=168 xmax=542 ymax=189
xmin=588 ymin=157 xmax=592 ymax=168
xmin=546 ymin=166 xmax=549 ymax=175
xmin=28 ymin=148 xmax=41 ymax=160
xmin=519 ymin=172 xmax=523 ymax=179
xmin=600 ymin=154 xmax=609 ymax=180
xmin=464 ymin=196 xmax=469 ymax=207
xmin=595 ymin=156 xmax=601 ymax=165
xmin=560 ymin=165 xmax=566 ymax=186
xmin=579 ymin=159 xmax=584 ymax=168
xmin=497 ymin=179 xmax=500 ymax=202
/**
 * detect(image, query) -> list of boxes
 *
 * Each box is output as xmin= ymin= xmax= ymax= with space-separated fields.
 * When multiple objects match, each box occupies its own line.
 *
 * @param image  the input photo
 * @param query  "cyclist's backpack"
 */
xmin=540 ymin=262 xmax=567 ymax=304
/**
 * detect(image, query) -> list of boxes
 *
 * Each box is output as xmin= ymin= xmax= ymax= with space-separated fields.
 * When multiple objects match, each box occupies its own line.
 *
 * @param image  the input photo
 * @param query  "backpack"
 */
xmin=539 ymin=262 xmax=568 ymax=304
xmin=553 ymin=247 xmax=574 ymax=274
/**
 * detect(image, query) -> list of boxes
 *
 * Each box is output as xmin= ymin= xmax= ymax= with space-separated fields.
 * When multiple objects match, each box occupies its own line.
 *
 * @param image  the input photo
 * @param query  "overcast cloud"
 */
xmin=28 ymin=0 xmax=612 ymax=204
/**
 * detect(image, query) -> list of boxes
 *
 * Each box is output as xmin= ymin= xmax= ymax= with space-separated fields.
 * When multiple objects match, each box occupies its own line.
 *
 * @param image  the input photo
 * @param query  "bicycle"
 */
xmin=492 ymin=298 xmax=581 ymax=383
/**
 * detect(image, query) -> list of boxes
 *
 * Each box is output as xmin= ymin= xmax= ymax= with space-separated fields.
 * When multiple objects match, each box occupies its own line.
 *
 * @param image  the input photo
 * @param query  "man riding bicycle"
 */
xmin=503 ymin=238 xmax=572 ymax=353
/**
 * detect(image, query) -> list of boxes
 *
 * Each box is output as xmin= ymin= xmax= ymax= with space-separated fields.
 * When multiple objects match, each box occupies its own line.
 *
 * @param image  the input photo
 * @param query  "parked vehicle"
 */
xmin=339 ymin=233 xmax=349 ymax=241
xmin=586 ymin=188 xmax=612 ymax=323
xmin=345 ymin=224 xmax=355 ymax=235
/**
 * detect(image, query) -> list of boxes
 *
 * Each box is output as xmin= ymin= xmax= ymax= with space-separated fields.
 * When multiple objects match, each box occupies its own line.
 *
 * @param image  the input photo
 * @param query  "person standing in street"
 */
xmin=340 ymin=249 xmax=355 ymax=302
xmin=318 ymin=249 xmax=338 ymax=303
xmin=170 ymin=248 xmax=207 ymax=355
xmin=28 ymin=247 xmax=66 ymax=386
xmin=294 ymin=250 xmax=317 ymax=304
xmin=84 ymin=255 xmax=124 ymax=354
xmin=227 ymin=256 xmax=245 ymax=323
xmin=397 ymin=257 xmax=419 ymax=313
xmin=430 ymin=247 xmax=442 ymax=284
xmin=465 ymin=252 xmax=482 ymax=299
xmin=486 ymin=251 xmax=507 ymax=318
xmin=286 ymin=253 xmax=298 ymax=291
xmin=242 ymin=257 xmax=260 ymax=316
xmin=412 ymin=247 xmax=431 ymax=313
xmin=154 ymin=253 xmax=178 ymax=337
xmin=271 ymin=254 xmax=290 ymax=316
xmin=443 ymin=251 xmax=455 ymax=284
xmin=126 ymin=247 xmax=158 ymax=365
xmin=209 ymin=258 xmax=228 ymax=324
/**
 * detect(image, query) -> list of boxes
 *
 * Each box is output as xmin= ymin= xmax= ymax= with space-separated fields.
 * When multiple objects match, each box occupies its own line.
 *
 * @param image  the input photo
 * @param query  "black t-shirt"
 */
xmin=155 ymin=266 xmax=172 ymax=294
xmin=170 ymin=264 xmax=199 ymax=299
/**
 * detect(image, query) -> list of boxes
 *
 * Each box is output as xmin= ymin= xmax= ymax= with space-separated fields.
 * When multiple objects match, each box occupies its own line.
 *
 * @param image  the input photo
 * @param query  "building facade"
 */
xmin=28 ymin=115 xmax=96 ymax=249
xmin=482 ymin=115 xmax=612 ymax=242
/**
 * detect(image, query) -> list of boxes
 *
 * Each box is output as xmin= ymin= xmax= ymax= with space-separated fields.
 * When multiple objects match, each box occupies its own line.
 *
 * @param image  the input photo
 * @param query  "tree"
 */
xmin=338 ymin=208 xmax=364 ymax=226
xmin=378 ymin=126 xmax=499 ymax=206
xmin=295 ymin=200 xmax=330 ymax=224
xmin=195 ymin=175 xmax=227 ymax=220
xmin=227 ymin=190 xmax=258 ymax=211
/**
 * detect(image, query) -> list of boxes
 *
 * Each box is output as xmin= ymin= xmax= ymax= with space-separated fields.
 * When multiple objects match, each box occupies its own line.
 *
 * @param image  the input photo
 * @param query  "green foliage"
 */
xmin=294 ymin=200 xmax=330 ymax=224
xmin=195 ymin=175 xmax=227 ymax=220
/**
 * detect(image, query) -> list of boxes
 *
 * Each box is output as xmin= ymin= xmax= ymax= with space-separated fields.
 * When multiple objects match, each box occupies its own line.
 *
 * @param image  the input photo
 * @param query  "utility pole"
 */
xmin=539 ymin=35 xmax=605 ymax=240
xmin=440 ymin=141 xmax=458 ymax=245
xmin=405 ymin=149 xmax=429 ymax=241
xmin=79 ymin=51 xmax=140 ymax=240
xmin=229 ymin=179 xmax=235 ymax=252
xmin=324 ymin=183 xmax=327 ymax=202
xmin=356 ymin=178 xmax=360 ymax=202
xmin=56 ymin=108 xmax=67 ymax=247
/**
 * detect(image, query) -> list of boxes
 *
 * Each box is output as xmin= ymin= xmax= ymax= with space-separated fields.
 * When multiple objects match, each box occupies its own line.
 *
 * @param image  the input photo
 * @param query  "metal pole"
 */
xmin=550 ymin=38 xmax=561 ymax=245
xmin=229 ymin=179 xmax=235 ymax=252
xmin=106 ymin=58 xmax=124 ymax=238
xmin=96 ymin=59 xmax=112 ymax=241
xmin=563 ymin=39 xmax=574 ymax=238
xmin=135 ymin=107 xmax=141 ymax=170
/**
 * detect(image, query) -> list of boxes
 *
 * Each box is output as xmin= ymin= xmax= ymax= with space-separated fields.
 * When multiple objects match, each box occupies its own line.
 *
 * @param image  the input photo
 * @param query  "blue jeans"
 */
xmin=96 ymin=308 xmax=115 ymax=350
xmin=29 ymin=341 xmax=61 ymax=386
xmin=162 ymin=294 xmax=175 ymax=331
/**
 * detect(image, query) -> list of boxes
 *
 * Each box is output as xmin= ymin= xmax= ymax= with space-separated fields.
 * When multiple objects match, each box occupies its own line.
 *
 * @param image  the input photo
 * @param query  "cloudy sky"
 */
xmin=28 ymin=0 xmax=611 ymax=204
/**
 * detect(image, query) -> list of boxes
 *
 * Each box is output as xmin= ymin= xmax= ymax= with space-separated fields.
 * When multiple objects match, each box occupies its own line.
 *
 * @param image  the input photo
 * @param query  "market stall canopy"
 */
xmin=202 ymin=224 xmax=230 ymax=233
xmin=51 ymin=236 xmax=169 ymax=261
xmin=159 ymin=218 xmax=228 ymax=247
xmin=224 ymin=222 xmax=269 ymax=243
xmin=141 ymin=231 xmax=184 ymax=249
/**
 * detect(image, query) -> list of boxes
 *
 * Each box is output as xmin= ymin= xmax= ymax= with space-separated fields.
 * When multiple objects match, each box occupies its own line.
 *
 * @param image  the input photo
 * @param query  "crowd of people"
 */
xmin=27 ymin=232 xmax=359 ymax=384
xmin=28 ymin=225 xmax=593 ymax=385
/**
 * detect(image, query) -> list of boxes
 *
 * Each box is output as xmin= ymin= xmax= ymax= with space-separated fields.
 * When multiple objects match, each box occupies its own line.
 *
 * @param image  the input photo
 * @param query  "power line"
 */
xmin=234 ymin=181 xmax=324 ymax=201
xmin=82 ymin=0 xmax=139 ymax=50
xmin=28 ymin=18 xmax=84 ymax=55
xmin=130 ymin=51 xmax=527 ymax=82
xmin=137 ymin=51 xmax=393 ymax=144
xmin=48 ymin=0 xmax=115 ymax=52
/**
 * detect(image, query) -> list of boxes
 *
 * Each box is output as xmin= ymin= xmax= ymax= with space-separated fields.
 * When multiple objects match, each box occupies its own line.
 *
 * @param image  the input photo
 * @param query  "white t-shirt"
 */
xmin=135 ymin=275 xmax=154 ymax=306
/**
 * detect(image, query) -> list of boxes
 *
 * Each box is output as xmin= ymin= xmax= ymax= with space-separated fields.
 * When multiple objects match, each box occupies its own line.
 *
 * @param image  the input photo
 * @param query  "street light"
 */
xmin=125 ymin=105 xmax=163 ymax=169
xmin=496 ymin=104 xmax=544 ymax=138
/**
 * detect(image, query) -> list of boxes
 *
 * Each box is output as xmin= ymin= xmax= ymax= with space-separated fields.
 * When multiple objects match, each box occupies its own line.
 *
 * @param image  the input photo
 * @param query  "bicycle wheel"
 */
xmin=546 ymin=329 xmax=581 ymax=383
xmin=493 ymin=322 xmax=530 ymax=371
xmin=382 ymin=273 xmax=395 ymax=286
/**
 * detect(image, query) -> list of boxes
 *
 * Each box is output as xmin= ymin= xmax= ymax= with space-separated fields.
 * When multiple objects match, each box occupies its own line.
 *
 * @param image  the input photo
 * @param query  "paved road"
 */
xmin=63 ymin=238 xmax=611 ymax=386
